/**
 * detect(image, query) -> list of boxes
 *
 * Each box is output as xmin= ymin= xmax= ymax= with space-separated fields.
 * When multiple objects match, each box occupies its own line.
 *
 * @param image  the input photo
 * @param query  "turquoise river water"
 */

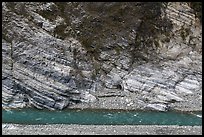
xmin=2 ymin=108 xmax=202 ymax=126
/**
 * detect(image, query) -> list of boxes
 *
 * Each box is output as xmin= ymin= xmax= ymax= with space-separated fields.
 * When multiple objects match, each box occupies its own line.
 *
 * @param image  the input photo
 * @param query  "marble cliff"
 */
xmin=2 ymin=2 xmax=202 ymax=111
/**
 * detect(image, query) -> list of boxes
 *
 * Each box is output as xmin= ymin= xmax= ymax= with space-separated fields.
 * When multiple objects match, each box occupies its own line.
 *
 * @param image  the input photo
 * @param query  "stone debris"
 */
xmin=2 ymin=124 xmax=202 ymax=135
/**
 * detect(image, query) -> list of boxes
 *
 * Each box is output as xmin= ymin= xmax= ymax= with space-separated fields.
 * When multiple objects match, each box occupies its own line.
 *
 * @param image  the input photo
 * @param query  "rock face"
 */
xmin=2 ymin=2 xmax=202 ymax=111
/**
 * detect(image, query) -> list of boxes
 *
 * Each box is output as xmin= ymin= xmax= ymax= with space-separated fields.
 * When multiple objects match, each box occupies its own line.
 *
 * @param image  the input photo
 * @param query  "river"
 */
xmin=2 ymin=108 xmax=202 ymax=126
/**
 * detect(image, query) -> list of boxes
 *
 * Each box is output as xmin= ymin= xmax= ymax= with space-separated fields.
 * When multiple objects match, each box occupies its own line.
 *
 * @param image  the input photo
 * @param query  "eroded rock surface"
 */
xmin=2 ymin=2 xmax=202 ymax=111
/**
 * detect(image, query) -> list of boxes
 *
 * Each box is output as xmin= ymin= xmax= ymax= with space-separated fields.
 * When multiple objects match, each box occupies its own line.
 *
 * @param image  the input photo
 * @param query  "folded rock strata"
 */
xmin=2 ymin=2 xmax=202 ymax=111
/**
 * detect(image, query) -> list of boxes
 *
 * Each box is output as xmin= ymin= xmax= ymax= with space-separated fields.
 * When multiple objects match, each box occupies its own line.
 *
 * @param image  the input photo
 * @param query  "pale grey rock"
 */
xmin=104 ymin=71 xmax=122 ymax=89
xmin=80 ymin=91 xmax=98 ymax=103
xmin=146 ymin=103 xmax=169 ymax=111
xmin=175 ymin=75 xmax=200 ymax=94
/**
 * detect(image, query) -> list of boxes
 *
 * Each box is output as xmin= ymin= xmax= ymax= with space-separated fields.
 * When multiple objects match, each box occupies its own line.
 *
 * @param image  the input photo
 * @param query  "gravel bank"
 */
xmin=2 ymin=124 xmax=202 ymax=135
xmin=68 ymin=93 xmax=202 ymax=112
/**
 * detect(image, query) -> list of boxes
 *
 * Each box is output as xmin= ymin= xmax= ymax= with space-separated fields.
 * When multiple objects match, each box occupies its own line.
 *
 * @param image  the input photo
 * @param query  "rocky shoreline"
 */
xmin=2 ymin=124 xmax=202 ymax=135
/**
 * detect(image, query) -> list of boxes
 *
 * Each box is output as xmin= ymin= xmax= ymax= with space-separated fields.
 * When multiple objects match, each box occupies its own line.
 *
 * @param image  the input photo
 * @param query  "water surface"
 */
xmin=2 ymin=108 xmax=202 ymax=126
